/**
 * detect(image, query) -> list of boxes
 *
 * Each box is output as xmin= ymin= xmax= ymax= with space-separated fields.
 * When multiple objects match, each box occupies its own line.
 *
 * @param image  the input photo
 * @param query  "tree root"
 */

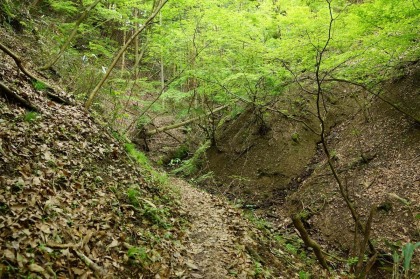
xmin=0 ymin=81 xmax=40 ymax=112
xmin=0 ymin=42 xmax=73 ymax=105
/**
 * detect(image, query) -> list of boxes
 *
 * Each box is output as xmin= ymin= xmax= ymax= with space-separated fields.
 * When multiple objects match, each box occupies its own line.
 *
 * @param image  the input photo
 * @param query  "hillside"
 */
xmin=0 ymin=33 xmax=321 ymax=279
xmin=201 ymin=63 xmax=420 ymax=277
xmin=1 ymin=0 xmax=419 ymax=278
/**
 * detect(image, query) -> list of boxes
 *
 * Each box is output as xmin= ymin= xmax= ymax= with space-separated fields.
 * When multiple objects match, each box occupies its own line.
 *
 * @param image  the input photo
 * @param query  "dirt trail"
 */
xmin=170 ymin=178 xmax=257 ymax=279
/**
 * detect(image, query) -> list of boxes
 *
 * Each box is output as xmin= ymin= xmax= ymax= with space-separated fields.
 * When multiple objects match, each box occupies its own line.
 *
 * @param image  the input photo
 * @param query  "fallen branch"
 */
xmin=0 ymin=81 xmax=40 ymax=112
xmin=72 ymin=249 xmax=107 ymax=278
xmin=46 ymin=241 xmax=78 ymax=249
xmin=144 ymin=105 xmax=228 ymax=136
xmin=0 ymin=42 xmax=73 ymax=105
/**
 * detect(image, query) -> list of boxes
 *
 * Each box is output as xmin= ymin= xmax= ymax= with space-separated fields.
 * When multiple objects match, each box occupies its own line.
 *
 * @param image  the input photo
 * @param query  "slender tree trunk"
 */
xmin=134 ymin=8 xmax=140 ymax=80
xmin=84 ymin=0 xmax=169 ymax=109
xmin=159 ymin=12 xmax=165 ymax=91
xmin=121 ymin=28 xmax=126 ymax=74
xmin=159 ymin=11 xmax=165 ymax=109
xmin=314 ymin=0 xmax=375 ymax=255
xmin=292 ymin=214 xmax=329 ymax=270
xmin=39 ymin=0 xmax=102 ymax=70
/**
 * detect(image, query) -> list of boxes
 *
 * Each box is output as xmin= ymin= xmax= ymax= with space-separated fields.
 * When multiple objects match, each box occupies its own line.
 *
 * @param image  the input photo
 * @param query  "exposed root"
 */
xmin=0 ymin=42 xmax=73 ymax=105
xmin=0 ymin=81 xmax=40 ymax=112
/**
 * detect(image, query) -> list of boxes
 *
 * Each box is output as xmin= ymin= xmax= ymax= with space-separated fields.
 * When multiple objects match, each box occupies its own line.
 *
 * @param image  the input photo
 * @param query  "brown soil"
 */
xmin=170 ymin=177 xmax=257 ymax=278
xmin=200 ymin=64 xmax=420 ymax=276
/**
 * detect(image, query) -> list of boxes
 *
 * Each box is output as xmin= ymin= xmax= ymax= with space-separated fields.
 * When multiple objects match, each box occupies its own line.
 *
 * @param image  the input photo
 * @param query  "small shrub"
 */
xmin=291 ymin=132 xmax=300 ymax=142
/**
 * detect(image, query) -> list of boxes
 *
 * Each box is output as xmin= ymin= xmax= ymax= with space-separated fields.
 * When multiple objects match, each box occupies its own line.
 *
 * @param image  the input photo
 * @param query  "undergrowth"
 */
xmin=172 ymin=140 xmax=211 ymax=177
xmin=125 ymin=143 xmax=168 ymax=186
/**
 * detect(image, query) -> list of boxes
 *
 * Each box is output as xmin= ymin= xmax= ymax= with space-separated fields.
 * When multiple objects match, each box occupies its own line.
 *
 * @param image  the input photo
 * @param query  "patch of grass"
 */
xmin=126 ymin=185 xmax=170 ymax=228
xmin=143 ymin=202 xmax=170 ymax=228
xmin=299 ymin=270 xmax=311 ymax=279
xmin=124 ymin=143 xmax=168 ymax=186
xmin=244 ymin=210 xmax=272 ymax=231
xmin=253 ymin=261 xmax=272 ymax=278
xmin=127 ymin=186 xmax=140 ymax=207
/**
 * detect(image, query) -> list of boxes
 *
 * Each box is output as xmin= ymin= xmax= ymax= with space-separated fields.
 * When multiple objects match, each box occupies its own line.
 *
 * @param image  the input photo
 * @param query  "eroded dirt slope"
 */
xmin=281 ymin=66 xmax=420 ymax=265
xmin=201 ymin=63 xmax=420 ymax=276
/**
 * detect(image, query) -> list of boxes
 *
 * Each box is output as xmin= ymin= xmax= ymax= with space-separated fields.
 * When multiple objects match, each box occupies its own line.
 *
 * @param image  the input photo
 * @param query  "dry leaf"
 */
xmin=3 ymin=250 xmax=15 ymax=262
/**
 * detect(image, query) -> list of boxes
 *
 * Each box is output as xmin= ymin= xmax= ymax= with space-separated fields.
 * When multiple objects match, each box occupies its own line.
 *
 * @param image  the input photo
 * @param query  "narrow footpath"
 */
xmin=170 ymin=178 xmax=257 ymax=278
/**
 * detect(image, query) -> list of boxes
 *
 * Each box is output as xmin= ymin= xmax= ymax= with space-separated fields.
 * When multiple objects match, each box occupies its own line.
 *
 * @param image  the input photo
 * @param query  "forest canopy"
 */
xmin=2 ymin=0 xmax=417 ymax=123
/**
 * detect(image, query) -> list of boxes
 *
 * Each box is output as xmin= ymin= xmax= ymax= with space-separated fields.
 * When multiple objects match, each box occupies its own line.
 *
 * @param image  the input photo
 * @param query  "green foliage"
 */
xmin=253 ymin=261 xmax=272 ymax=278
xmin=127 ymin=246 xmax=148 ymax=262
xmin=48 ymin=0 xmax=79 ymax=15
xmin=33 ymin=81 xmax=47 ymax=91
xmin=299 ymin=271 xmax=311 ymax=279
xmin=391 ymin=241 xmax=420 ymax=278
xmin=172 ymin=140 xmax=211 ymax=177
xmin=127 ymin=186 xmax=140 ymax=207
xmin=23 ymin=111 xmax=39 ymax=122
xmin=125 ymin=143 xmax=168 ymax=186
xmin=172 ymin=144 xmax=189 ymax=161
xmin=291 ymin=132 xmax=300 ymax=143
xmin=244 ymin=211 xmax=272 ymax=231
xmin=402 ymin=242 xmax=420 ymax=275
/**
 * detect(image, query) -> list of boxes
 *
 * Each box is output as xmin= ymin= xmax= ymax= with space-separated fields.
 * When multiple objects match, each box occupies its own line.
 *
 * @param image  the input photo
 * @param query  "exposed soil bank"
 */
xmin=202 ymin=64 xmax=420 ymax=275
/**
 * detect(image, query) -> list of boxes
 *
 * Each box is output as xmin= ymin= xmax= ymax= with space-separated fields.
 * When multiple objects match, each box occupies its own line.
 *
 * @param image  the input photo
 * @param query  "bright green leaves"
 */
xmin=48 ymin=0 xmax=79 ymax=15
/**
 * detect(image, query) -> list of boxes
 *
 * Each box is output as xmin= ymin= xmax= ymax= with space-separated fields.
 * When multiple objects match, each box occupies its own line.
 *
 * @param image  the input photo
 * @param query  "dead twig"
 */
xmin=72 ymin=249 xmax=108 ymax=278
xmin=46 ymin=241 xmax=78 ymax=249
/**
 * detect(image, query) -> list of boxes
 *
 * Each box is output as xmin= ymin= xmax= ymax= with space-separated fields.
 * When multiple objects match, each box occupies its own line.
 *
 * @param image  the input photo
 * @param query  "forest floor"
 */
xmin=0 ymin=36 xmax=320 ymax=278
xmin=171 ymin=177 xmax=256 ymax=278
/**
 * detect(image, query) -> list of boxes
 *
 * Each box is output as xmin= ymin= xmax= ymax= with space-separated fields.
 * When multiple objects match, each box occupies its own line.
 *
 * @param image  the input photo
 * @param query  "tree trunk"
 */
xmin=84 ymin=0 xmax=169 ymax=109
xmin=121 ymin=28 xmax=126 ymax=74
xmin=292 ymin=214 xmax=329 ymax=270
xmin=39 ymin=0 xmax=102 ymax=70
